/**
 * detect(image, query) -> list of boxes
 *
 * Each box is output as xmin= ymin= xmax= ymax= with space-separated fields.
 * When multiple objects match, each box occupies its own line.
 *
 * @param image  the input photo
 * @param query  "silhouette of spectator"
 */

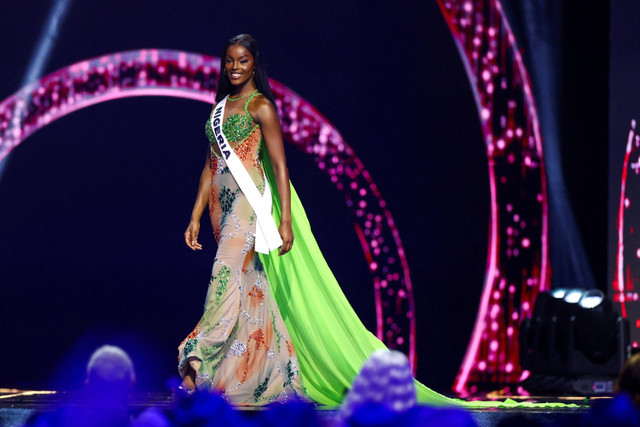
xmin=617 ymin=353 xmax=640 ymax=408
xmin=85 ymin=345 xmax=136 ymax=406
xmin=337 ymin=349 xmax=417 ymax=423
xmin=580 ymin=393 xmax=640 ymax=427
xmin=26 ymin=344 xmax=169 ymax=427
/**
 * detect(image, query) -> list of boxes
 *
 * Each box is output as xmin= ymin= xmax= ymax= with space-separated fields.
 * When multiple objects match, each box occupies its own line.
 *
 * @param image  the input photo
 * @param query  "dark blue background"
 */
xmin=0 ymin=0 xmax=606 ymax=394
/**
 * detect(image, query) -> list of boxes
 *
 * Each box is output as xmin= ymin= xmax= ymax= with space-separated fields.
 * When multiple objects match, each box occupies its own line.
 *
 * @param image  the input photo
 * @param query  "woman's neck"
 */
xmin=231 ymin=80 xmax=257 ymax=97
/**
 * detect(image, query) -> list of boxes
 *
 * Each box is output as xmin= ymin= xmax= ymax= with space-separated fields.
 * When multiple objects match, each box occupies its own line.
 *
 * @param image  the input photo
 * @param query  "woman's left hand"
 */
xmin=278 ymin=220 xmax=294 ymax=256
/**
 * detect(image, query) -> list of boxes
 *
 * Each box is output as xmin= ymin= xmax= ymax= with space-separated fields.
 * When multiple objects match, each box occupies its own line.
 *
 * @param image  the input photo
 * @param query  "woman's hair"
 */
xmin=215 ymin=34 xmax=277 ymax=107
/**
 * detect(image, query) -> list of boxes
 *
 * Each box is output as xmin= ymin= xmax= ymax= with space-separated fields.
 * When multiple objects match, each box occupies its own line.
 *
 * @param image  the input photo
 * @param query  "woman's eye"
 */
xmin=241 ymin=60 xmax=248 ymax=63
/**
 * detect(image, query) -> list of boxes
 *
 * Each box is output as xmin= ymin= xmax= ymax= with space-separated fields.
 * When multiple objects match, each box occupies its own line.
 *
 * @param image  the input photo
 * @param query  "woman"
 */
xmin=177 ymin=34 xmax=509 ymax=408
xmin=178 ymin=34 xmax=305 ymax=404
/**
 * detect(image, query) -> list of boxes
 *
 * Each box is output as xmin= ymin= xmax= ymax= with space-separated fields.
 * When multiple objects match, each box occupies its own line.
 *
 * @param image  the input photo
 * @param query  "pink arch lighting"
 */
xmin=437 ymin=0 xmax=550 ymax=393
xmin=0 ymin=49 xmax=417 ymax=369
xmin=613 ymin=120 xmax=640 ymax=348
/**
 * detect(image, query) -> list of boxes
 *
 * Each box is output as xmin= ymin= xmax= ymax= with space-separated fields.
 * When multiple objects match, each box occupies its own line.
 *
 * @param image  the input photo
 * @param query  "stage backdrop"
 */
xmin=609 ymin=0 xmax=640 ymax=348
xmin=0 ymin=0 xmax=608 ymax=394
xmin=0 ymin=0 xmax=489 ymax=392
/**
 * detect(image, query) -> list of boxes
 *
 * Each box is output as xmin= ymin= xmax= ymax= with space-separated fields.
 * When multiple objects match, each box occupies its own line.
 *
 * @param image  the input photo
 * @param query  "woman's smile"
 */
xmin=224 ymin=44 xmax=255 ymax=88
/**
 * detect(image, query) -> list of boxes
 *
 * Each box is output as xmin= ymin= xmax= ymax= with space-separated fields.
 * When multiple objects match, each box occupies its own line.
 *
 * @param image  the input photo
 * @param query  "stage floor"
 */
xmin=0 ymin=388 xmax=593 ymax=427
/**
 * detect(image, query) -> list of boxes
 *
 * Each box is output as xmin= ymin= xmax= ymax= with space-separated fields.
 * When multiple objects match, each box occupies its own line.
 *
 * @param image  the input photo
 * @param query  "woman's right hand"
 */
xmin=184 ymin=220 xmax=203 ymax=250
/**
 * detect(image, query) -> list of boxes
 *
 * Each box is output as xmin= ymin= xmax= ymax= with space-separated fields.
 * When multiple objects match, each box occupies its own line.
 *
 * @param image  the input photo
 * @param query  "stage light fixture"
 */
xmin=578 ymin=289 xmax=605 ymax=309
xmin=563 ymin=289 xmax=584 ymax=304
xmin=520 ymin=289 xmax=630 ymax=395
xmin=551 ymin=288 xmax=569 ymax=299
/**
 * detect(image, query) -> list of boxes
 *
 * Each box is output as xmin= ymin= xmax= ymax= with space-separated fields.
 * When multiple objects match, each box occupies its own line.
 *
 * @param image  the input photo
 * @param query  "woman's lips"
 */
xmin=230 ymin=73 xmax=241 ymax=79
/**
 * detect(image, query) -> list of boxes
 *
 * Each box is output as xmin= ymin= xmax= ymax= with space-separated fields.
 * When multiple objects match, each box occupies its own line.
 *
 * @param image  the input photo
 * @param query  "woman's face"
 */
xmin=224 ymin=44 xmax=255 ymax=87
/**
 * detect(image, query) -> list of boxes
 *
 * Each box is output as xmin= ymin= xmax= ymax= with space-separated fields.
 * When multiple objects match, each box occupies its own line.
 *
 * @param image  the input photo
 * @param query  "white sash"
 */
xmin=210 ymin=97 xmax=282 ymax=254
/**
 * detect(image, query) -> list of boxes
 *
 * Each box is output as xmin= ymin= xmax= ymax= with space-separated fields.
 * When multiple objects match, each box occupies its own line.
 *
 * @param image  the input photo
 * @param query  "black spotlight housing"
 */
xmin=519 ymin=288 xmax=630 ymax=395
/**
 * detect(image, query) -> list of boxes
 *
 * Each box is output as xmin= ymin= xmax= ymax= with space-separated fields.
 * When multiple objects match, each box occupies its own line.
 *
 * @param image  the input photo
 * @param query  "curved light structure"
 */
xmin=436 ymin=0 xmax=550 ymax=393
xmin=0 ymin=49 xmax=417 ymax=368
xmin=613 ymin=120 xmax=640 ymax=348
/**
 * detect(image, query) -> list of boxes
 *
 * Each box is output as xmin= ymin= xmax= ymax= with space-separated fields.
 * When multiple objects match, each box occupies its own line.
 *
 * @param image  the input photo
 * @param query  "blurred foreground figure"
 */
xmin=580 ymin=393 xmax=640 ymax=427
xmin=337 ymin=349 xmax=417 ymax=421
xmin=27 ymin=345 xmax=169 ymax=427
xmin=85 ymin=345 xmax=136 ymax=406
xmin=336 ymin=349 xmax=477 ymax=427
xmin=617 ymin=353 xmax=640 ymax=408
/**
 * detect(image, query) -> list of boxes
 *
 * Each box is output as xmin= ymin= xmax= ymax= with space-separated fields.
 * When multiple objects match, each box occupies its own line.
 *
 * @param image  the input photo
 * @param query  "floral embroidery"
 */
xmin=230 ymin=340 xmax=247 ymax=357
xmin=213 ymin=265 xmax=231 ymax=305
xmin=249 ymin=328 xmax=266 ymax=350
xmin=253 ymin=376 xmax=270 ymax=402
xmin=272 ymin=313 xmax=282 ymax=354
xmin=183 ymin=338 xmax=198 ymax=356
xmin=283 ymin=358 xmax=300 ymax=392
xmin=219 ymin=186 xmax=237 ymax=214
xmin=248 ymin=285 xmax=265 ymax=300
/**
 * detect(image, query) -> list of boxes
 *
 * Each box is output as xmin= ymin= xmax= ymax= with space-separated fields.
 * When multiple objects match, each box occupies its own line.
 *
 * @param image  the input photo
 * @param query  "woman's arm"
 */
xmin=251 ymin=96 xmax=293 ymax=256
xmin=184 ymin=154 xmax=211 ymax=250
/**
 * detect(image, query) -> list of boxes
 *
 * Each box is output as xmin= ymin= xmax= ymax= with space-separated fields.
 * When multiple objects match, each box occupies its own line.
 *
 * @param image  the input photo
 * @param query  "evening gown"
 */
xmin=177 ymin=92 xmax=569 ymax=409
xmin=178 ymin=92 xmax=306 ymax=404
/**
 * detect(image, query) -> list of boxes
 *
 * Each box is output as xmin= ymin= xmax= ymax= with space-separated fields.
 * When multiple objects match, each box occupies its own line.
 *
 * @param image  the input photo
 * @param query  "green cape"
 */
xmin=258 ymin=149 xmax=576 ymax=409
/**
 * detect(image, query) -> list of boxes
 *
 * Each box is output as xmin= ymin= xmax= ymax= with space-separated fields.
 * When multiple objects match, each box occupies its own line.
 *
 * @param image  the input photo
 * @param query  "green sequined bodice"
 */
xmin=205 ymin=91 xmax=260 ymax=146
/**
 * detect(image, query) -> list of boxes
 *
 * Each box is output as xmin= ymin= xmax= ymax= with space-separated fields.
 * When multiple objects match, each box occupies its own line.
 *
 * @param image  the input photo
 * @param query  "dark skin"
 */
xmin=180 ymin=44 xmax=293 ymax=391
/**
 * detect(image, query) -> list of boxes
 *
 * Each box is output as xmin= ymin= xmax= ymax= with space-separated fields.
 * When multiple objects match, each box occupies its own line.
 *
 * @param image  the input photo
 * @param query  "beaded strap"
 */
xmin=243 ymin=91 xmax=261 ymax=115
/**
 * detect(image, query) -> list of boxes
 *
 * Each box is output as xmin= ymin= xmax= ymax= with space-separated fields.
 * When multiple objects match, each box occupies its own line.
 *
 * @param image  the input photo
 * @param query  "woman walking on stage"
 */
xmin=178 ymin=33 xmax=304 ymax=404
xmin=178 ymin=33 xmax=463 ymax=407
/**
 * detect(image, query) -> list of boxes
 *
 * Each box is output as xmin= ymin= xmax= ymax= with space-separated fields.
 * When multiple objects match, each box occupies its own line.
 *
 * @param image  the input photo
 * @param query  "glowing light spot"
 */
xmin=522 ymin=238 xmax=531 ymax=248
xmin=489 ymin=340 xmax=498 ymax=352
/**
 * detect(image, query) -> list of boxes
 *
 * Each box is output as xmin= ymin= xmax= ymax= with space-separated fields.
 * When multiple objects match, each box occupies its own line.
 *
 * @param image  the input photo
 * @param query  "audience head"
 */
xmin=338 ymin=349 xmax=417 ymax=421
xmin=617 ymin=353 xmax=640 ymax=407
xmin=170 ymin=391 xmax=242 ymax=427
xmin=85 ymin=345 xmax=136 ymax=404
xmin=581 ymin=393 xmax=640 ymax=427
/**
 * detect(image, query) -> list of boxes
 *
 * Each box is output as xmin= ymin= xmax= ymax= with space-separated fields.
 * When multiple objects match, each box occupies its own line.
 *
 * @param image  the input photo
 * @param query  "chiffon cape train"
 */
xmin=257 ymin=149 xmax=575 ymax=409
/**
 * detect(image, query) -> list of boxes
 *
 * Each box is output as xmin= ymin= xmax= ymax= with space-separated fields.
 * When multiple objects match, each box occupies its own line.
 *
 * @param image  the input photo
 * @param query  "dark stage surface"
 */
xmin=0 ymin=389 xmax=589 ymax=427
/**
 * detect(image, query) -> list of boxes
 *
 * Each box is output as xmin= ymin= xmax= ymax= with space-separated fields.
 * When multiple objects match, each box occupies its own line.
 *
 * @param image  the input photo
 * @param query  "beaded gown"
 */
xmin=178 ymin=92 xmax=306 ymax=404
